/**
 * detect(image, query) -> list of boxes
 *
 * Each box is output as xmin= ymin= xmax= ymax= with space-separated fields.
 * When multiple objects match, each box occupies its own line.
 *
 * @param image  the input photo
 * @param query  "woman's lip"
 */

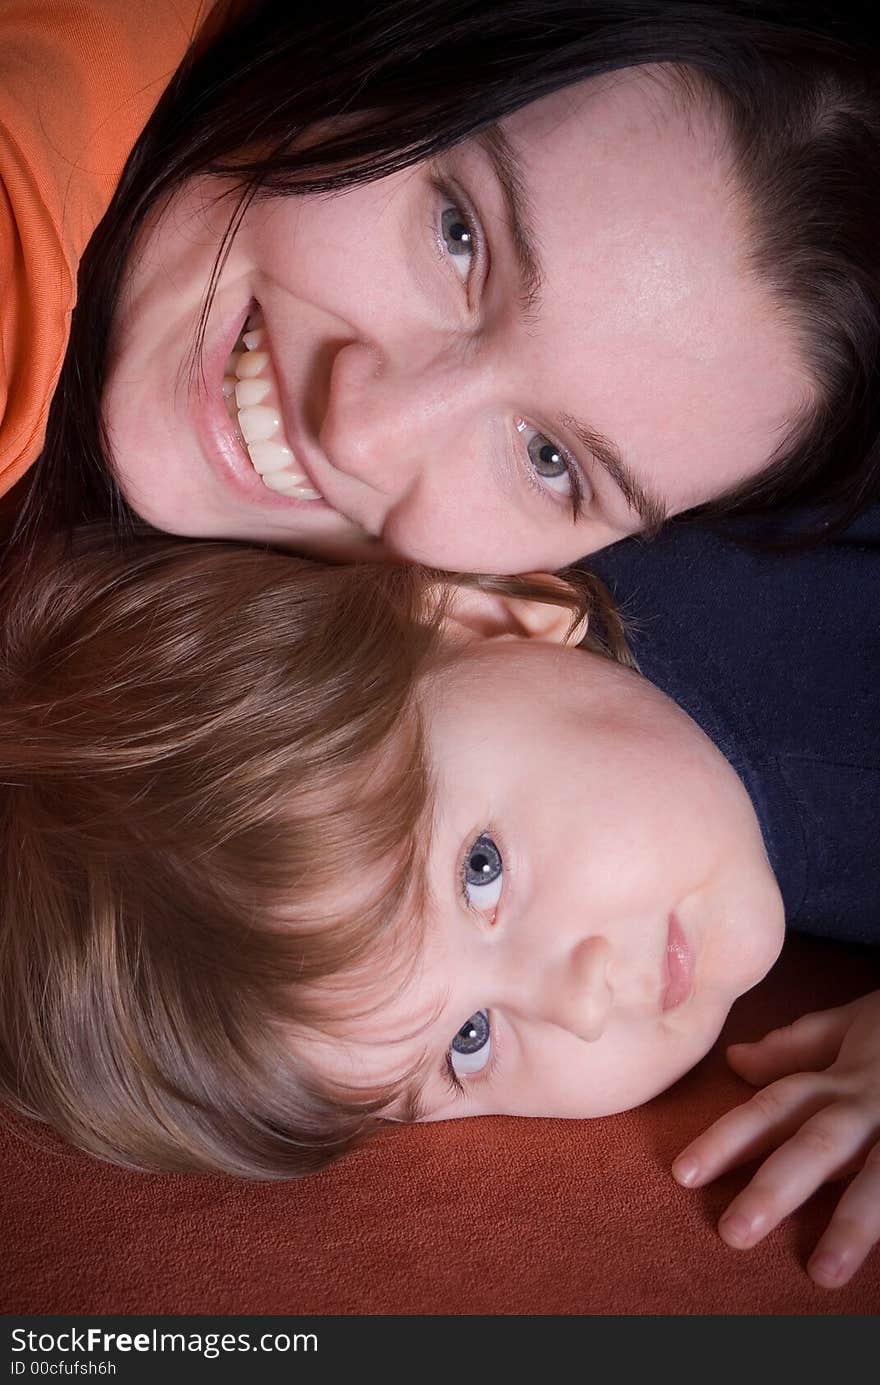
xmin=662 ymin=913 xmax=694 ymax=1011
xmin=194 ymin=299 xmax=333 ymax=513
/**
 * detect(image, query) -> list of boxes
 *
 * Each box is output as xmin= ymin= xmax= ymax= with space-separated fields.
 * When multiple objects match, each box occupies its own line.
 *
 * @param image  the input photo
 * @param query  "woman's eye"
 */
xmin=514 ymin=418 xmax=588 ymax=521
xmin=463 ymin=833 xmax=503 ymax=910
xmin=523 ymin=425 xmax=573 ymax=497
xmin=449 ymin=1009 xmax=491 ymax=1076
xmin=440 ymin=203 xmax=477 ymax=281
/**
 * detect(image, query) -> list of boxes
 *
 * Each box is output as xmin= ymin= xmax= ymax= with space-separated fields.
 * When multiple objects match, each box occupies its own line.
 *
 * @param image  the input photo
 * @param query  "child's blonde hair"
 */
xmin=0 ymin=528 xmax=622 ymax=1178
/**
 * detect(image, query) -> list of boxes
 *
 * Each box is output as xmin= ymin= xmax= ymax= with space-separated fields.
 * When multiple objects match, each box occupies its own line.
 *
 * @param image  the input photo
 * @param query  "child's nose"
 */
xmin=513 ymin=936 xmax=613 ymax=1042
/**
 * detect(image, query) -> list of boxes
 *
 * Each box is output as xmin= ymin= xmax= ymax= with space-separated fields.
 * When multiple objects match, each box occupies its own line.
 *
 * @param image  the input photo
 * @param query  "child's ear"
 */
xmin=442 ymin=583 xmax=585 ymax=645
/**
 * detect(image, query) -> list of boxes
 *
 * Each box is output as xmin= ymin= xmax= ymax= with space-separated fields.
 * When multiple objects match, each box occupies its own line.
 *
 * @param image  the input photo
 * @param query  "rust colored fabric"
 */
xmin=0 ymin=0 xmax=210 ymax=494
xmin=3 ymin=934 xmax=878 ymax=1315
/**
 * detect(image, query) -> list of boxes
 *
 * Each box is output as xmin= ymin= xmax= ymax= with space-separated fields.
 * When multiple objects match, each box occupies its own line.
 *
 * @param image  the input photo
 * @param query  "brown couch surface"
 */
xmin=3 ymin=934 xmax=879 ymax=1315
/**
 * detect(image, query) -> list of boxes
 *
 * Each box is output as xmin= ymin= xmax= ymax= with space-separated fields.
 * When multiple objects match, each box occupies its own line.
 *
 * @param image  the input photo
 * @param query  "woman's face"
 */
xmin=104 ymin=68 xmax=811 ymax=570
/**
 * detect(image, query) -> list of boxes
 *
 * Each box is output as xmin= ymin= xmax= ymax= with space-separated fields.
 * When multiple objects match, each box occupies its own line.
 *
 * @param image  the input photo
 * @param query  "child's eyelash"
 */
xmin=457 ymin=826 xmax=506 ymax=914
xmin=442 ymin=1021 xmax=501 ymax=1102
xmin=443 ymin=1051 xmax=466 ymax=1098
xmin=444 ymin=828 xmax=508 ymax=1100
xmin=458 ymin=834 xmax=475 ymax=910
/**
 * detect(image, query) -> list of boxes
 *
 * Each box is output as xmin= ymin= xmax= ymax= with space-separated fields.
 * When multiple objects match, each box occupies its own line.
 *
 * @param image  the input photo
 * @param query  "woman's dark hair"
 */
xmin=13 ymin=0 xmax=880 ymax=553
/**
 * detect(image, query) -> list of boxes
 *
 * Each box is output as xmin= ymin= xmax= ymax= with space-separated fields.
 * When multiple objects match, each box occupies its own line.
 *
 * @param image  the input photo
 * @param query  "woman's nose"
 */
xmin=317 ymin=339 xmax=476 ymax=497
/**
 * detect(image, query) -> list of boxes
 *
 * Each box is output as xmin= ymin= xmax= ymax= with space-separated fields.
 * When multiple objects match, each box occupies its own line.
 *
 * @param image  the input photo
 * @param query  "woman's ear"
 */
xmin=442 ymin=583 xmax=586 ymax=645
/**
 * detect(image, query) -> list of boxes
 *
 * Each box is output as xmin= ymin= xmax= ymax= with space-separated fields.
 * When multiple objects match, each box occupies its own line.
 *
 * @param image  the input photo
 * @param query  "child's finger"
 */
xmin=672 ymin=1072 xmax=830 ymax=1187
xmin=726 ymin=1004 xmax=856 ymax=1087
xmin=807 ymin=1139 xmax=880 ymax=1288
xmin=714 ymin=1102 xmax=868 ymax=1252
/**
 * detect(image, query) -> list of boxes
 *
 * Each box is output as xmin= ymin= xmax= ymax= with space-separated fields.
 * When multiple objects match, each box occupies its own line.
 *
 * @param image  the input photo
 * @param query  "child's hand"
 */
xmin=671 ymin=991 xmax=880 ymax=1289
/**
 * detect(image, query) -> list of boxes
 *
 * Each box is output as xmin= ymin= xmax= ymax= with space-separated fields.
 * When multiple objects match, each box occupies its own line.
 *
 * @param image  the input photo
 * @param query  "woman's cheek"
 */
xmin=249 ymin=180 xmax=412 ymax=326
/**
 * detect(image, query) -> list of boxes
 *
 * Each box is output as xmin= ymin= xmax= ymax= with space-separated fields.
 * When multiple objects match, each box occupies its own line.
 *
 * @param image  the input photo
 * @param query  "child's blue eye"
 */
xmin=463 ymin=833 xmax=503 ymax=910
xmin=450 ymin=1009 xmax=491 ymax=1076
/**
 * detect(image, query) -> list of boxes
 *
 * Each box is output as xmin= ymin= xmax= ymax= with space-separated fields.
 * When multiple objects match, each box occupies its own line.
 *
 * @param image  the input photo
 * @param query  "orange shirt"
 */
xmin=0 ymin=0 xmax=211 ymax=494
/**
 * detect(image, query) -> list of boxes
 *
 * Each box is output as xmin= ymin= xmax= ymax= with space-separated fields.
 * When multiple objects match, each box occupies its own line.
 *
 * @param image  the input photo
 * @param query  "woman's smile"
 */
xmin=194 ymin=293 xmax=358 ymax=529
xmin=222 ymin=303 xmax=323 ymax=501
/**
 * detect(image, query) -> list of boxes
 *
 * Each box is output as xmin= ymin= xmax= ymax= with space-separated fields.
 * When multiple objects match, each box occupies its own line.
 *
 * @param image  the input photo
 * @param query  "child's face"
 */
xmin=306 ymin=636 xmax=786 ymax=1121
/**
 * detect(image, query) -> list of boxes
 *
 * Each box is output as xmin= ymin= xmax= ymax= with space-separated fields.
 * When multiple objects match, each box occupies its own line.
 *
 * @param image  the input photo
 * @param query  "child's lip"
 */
xmin=662 ymin=913 xmax=694 ymax=1011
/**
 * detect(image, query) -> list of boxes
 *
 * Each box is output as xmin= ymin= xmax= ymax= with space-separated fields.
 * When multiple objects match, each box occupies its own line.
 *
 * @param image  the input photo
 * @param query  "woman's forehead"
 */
xmin=488 ymin=70 xmax=812 ymax=520
xmin=499 ymin=62 xmax=722 ymax=165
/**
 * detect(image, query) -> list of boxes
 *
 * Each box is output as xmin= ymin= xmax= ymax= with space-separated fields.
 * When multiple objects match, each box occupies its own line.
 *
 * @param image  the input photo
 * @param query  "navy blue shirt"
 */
xmin=590 ymin=509 xmax=880 ymax=947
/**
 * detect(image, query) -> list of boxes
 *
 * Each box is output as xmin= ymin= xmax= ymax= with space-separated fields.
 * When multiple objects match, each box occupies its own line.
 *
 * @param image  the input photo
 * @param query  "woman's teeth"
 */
xmin=223 ymin=308 xmax=322 ymax=500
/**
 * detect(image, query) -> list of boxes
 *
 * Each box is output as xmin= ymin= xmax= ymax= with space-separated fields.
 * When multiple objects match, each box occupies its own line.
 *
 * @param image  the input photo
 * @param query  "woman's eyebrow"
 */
xmin=562 ymin=415 xmax=669 ymax=532
xmin=476 ymin=127 xmax=668 ymax=533
xmin=475 ymin=124 xmax=543 ymax=318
